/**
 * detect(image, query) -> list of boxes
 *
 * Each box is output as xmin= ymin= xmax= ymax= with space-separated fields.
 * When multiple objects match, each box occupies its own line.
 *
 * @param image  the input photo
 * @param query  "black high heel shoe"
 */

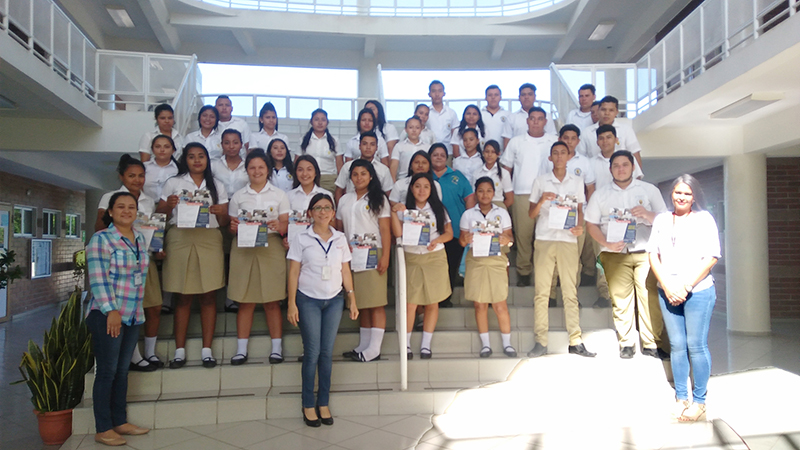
xmin=302 ymin=407 xmax=321 ymax=427
xmin=317 ymin=406 xmax=334 ymax=426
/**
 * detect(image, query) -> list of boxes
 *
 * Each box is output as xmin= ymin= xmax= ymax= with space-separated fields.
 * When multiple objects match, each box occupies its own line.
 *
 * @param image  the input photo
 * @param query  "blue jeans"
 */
xmin=296 ymin=291 xmax=343 ymax=408
xmin=658 ymin=285 xmax=715 ymax=404
xmin=87 ymin=310 xmax=141 ymax=432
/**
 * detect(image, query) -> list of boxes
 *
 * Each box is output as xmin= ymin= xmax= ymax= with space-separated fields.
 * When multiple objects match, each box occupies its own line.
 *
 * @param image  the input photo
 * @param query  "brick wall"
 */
xmin=767 ymin=157 xmax=800 ymax=319
xmin=0 ymin=172 xmax=86 ymax=316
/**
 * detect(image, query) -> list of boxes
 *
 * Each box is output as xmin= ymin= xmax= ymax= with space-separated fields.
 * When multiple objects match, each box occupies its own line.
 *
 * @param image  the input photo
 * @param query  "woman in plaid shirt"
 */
xmin=86 ymin=192 xmax=151 ymax=446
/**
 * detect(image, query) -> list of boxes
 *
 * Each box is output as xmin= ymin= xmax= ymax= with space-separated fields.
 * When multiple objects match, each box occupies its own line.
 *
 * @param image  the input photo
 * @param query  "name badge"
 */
xmin=134 ymin=272 xmax=143 ymax=286
xmin=322 ymin=265 xmax=332 ymax=280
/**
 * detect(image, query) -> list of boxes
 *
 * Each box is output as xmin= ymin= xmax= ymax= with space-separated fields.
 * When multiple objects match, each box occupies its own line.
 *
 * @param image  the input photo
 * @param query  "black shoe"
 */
xmin=145 ymin=355 xmax=165 ymax=369
xmin=548 ymin=297 xmax=557 ymax=307
xmin=353 ymin=352 xmax=381 ymax=362
xmin=297 ymin=354 xmax=304 ymax=362
xmin=516 ymin=274 xmax=531 ymax=287
xmin=657 ymin=348 xmax=671 ymax=361
xmin=407 ymin=347 xmax=413 ymax=360
xmin=224 ymin=304 xmax=239 ymax=313
xmin=620 ymin=346 xmax=635 ymax=359
xmin=439 ymin=299 xmax=454 ymax=308
xmin=269 ymin=353 xmax=284 ymax=364
xmin=302 ymin=408 xmax=321 ymax=427
xmin=527 ymin=343 xmax=547 ymax=358
xmin=593 ymin=297 xmax=612 ymax=308
xmin=503 ymin=346 xmax=517 ymax=357
xmin=169 ymin=358 xmax=186 ymax=369
xmin=479 ymin=346 xmax=492 ymax=358
xmin=316 ymin=406 xmax=333 ymax=426
xmin=568 ymin=343 xmax=596 ymax=358
xmin=641 ymin=347 xmax=659 ymax=359
xmin=420 ymin=348 xmax=432 ymax=359
xmin=129 ymin=360 xmax=157 ymax=372
xmin=230 ymin=354 xmax=248 ymax=366
xmin=579 ymin=274 xmax=596 ymax=287
xmin=202 ymin=357 xmax=217 ymax=368
xmin=342 ymin=350 xmax=357 ymax=359
xmin=160 ymin=305 xmax=174 ymax=315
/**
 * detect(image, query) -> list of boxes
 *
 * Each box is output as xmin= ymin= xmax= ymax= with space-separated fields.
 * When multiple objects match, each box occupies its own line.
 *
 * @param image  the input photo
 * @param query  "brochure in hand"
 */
xmin=606 ymin=207 xmax=637 ymax=244
xmin=402 ymin=209 xmax=433 ymax=246
xmin=350 ymin=233 xmax=379 ymax=272
xmin=288 ymin=210 xmax=311 ymax=244
xmin=237 ymin=209 xmax=271 ymax=248
xmin=134 ymin=212 xmax=167 ymax=253
xmin=176 ymin=189 xmax=212 ymax=228
xmin=470 ymin=217 xmax=503 ymax=257
xmin=548 ymin=195 xmax=579 ymax=230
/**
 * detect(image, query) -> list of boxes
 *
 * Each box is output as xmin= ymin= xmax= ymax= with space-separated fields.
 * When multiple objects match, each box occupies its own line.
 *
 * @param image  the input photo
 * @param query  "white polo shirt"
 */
xmin=143 ymin=160 xmax=178 ymax=202
xmin=161 ymin=173 xmax=228 ymax=227
xmin=450 ymin=128 xmax=487 ymax=153
xmin=287 ymin=185 xmax=333 ymax=211
xmin=584 ymin=179 xmax=667 ymax=253
xmin=98 ymin=186 xmax=156 ymax=216
xmin=481 ymin=107 xmax=510 ymax=148
xmin=472 ymin=164 xmax=513 ymax=203
xmin=590 ymin=154 xmax=644 ymax=190
xmin=211 ymin=157 xmax=248 ymax=200
xmin=389 ymin=177 xmax=443 ymax=204
xmin=228 ymin=182 xmax=290 ymax=234
xmin=379 ymin=123 xmax=400 ymax=144
xmin=335 ymin=160 xmax=394 ymax=194
xmin=299 ymin=133 xmax=341 ymax=176
xmin=576 ymin=120 xmax=642 ymax=160
xmin=287 ymin=226 xmax=352 ymax=300
xmin=459 ymin=203 xmax=512 ymax=233
xmin=391 ymin=138 xmax=430 ymax=180
xmin=566 ymin=109 xmax=594 ymax=131
xmin=336 ymin=193 xmax=391 ymax=247
xmin=270 ymin=166 xmax=294 ymax=193
xmin=452 ymin=152 xmax=484 ymax=187
xmin=426 ymin=105 xmax=459 ymax=153
xmin=501 ymin=108 xmax=557 ymax=140
xmin=249 ymin=129 xmax=290 ymax=156
xmin=185 ymin=129 xmax=223 ymax=160
xmin=499 ymin=133 xmax=557 ymax=195
xmin=529 ymin=171 xmax=586 ymax=243
xmin=398 ymin=129 xmax=436 ymax=148
xmin=344 ymin=134 xmax=389 ymax=161
xmin=398 ymin=202 xmax=450 ymax=254
xmin=218 ymin=117 xmax=252 ymax=156
xmin=139 ymin=128 xmax=184 ymax=159
xmin=539 ymin=152 xmax=596 ymax=187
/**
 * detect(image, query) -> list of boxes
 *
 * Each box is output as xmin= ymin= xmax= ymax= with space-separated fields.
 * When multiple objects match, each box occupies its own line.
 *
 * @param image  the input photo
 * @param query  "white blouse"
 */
xmin=287 ymin=226 xmax=352 ymax=300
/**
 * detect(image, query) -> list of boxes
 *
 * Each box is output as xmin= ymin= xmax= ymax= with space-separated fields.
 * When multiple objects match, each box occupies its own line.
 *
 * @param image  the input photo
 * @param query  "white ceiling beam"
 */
xmin=551 ymin=0 xmax=599 ymax=62
xmin=232 ymin=30 xmax=257 ymax=56
xmin=490 ymin=38 xmax=507 ymax=61
xmin=137 ymin=0 xmax=181 ymax=53
xmin=364 ymin=37 xmax=377 ymax=58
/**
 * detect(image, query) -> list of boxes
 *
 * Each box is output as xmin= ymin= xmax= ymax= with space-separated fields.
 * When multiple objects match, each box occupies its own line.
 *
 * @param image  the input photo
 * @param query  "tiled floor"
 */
xmin=1 ymin=306 xmax=799 ymax=450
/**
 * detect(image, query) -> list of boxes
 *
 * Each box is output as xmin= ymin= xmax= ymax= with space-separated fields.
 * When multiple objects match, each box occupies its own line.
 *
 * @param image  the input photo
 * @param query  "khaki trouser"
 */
xmin=549 ymin=230 xmax=588 ymax=299
xmin=599 ymin=252 xmax=665 ymax=349
xmin=534 ymin=240 xmax=582 ymax=347
xmin=511 ymin=194 xmax=536 ymax=276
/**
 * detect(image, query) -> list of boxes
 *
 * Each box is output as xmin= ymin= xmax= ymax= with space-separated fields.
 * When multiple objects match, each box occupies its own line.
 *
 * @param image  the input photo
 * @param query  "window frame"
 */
xmin=42 ymin=209 xmax=61 ymax=238
xmin=13 ymin=206 xmax=36 ymax=237
xmin=65 ymin=213 xmax=81 ymax=239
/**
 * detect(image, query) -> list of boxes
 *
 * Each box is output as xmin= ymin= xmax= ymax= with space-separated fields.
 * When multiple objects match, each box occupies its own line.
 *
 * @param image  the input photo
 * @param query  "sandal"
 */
xmin=679 ymin=402 xmax=706 ymax=422
xmin=268 ymin=353 xmax=284 ymax=364
xmin=503 ymin=346 xmax=517 ymax=358
xmin=230 ymin=354 xmax=248 ymax=366
xmin=95 ymin=430 xmax=126 ymax=446
xmin=145 ymin=355 xmax=165 ymax=369
xmin=673 ymin=399 xmax=690 ymax=419
xmin=202 ymin=357 xmax=217 ymax=368
xmin=479 ymin=346 xmax=493 ymax=358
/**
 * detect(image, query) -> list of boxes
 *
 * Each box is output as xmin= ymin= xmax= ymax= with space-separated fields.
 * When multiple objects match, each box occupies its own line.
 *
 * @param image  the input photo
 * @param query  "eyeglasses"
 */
xmin=311 ymin=206 xmax=333 ymax=212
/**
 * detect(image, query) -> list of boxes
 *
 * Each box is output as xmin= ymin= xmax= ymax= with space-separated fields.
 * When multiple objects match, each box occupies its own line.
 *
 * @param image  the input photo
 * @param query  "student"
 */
xmin=334 ymin=131 xmax=393 ymax=203
xmin=287 ymin=193 xmax=358 ymax=427
xmin=228 ymin=149 xmax=290 ymax=365
xmin=472 ymin=140 xmax=513 ymax=209
xmin=184 ymin=105 xmax=223 ymax=160
xmin=391 ymin=172 xmax=453 ymax=359
xmin=288 ymin=155 xmax=334 ymax=213
xmin=298 ymin=108 xmax=342 ymax=193
xmin=502 ymin=83 xmax=557 ymax=148
xmin=250 ymin=102 xmax=290 ymax=156
xmin=590 ymin=125 xmax=643 ymax=190
xmin=576 ymin=95 xmax=644 ymax=171
xmin=95 ymin=155 xmax=161 ymax=372
xmin=139 ymin=104 xmax=183 ymax=162
xmin=143 ymin=135 xmax=179 ymax=202
xmin=451 ymin=105 xmax=486 ymax=158
xmin=585 ymin=150 xmax=668 ymax=359
xmin=86 ymin=192 xmax=151 ymax=446
xmin=499 ymin=107 xmax=557 ymax=286
xmin=399 ymin=104 xmax=436 ymax=147
xmin=566 ymin=84 xmax=596 ymax=131
xmin=527 ymin=141 xmax=595 ymax=358
xmin=344 ymin=108 xmax=390 ymax=165
xmin=211 ymin=129 xmax=249 ymax=199
xmin=266 ymin=138 xmax=295 ymax=193
xmin=337 ymin=160 xmax=392 ymax=362
xmin=391 ymin=116 xmax=429 ymax=181
xmin=389 ymin=150 xmax=443 ymax=206
xmin=481 ymin=85 xmax=510 ymax=149
xmin=425 ymin=81 xmax=460 ymax=154
xmin=215 ymin=95 xmax=250 ymax=155
xmin=459 ymin=177 xmax=516 ymax=358
xmin=590 ymin=101 xmax=601 ymax=125
xmin=159 ymin=143 xmax=229 ymax=369
xmin=452 ymin=128 xmax=485 ymax=187
xmin=365 ymin=100 xmax=399 ymax=156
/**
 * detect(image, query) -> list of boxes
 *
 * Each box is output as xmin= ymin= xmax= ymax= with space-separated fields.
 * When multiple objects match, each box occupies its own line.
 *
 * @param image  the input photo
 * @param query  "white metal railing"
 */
xmin=200 ymin=0 xmax=565 ymax=17
xmin=2 ymin=0 xmax=97 ymax=100
xmin=549 ymin=63 xmax=638 ymax=125
xmin=394 ymin=245 xmax=408 ymax=391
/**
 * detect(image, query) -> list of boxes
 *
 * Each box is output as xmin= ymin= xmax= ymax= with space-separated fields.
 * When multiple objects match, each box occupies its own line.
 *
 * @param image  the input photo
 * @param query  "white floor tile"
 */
xmin=123 ymin=428 xmax=201 ymax=450
xmin=342 ymin=414 xmax=412 ymax=429
xmin=159 ymin=435 xmax=239 ymax=450
xmin=378 ymin=415 xmax=437 ymax=439
xmin=337 ymin=429 xmax=418 ymax=450
xmin=243 ymin=431 xmax=330 ymax=450
xmin=205 ymin=421 xmax=290 ymax=448
xmin=294 ymin=417 xmax=374 ymax=444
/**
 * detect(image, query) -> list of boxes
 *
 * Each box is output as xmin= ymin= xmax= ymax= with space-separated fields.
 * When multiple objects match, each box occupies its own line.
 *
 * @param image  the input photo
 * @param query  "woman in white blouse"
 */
xmin=297 ymin=109 xmax=341 ymax=192
xmin=184 ymin=106 xmax=222 ymax=160
xmin=139 ymin=104 xmax=183 ymax=162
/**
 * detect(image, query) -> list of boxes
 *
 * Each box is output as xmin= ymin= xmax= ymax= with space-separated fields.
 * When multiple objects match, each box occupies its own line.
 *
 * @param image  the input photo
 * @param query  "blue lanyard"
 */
xmin=314 ymin=238 xmax=332 ymax=259
xmin=122 ymin=237 xmax=141 ymax=264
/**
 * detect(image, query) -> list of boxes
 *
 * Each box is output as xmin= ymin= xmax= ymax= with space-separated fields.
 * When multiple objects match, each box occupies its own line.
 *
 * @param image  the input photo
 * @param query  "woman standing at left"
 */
xmin=139 ymin=104 xmax=183 ymax=162
xmin=159 ymin=143 xmax=229 ymax=369
xmin=86 ymin=192 xmax=151 ymax=446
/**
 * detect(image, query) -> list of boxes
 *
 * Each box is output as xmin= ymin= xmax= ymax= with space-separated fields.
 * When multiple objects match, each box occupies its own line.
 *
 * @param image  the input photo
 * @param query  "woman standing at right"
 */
xmin=647 ymin=174 xmax=720 ymax=422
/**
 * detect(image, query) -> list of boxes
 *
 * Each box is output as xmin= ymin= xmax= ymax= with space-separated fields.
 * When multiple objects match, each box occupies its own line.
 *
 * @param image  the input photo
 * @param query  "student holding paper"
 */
xmin=391 ymin=172 xmax=453 ymax=359
xmin=286 ymin=155 xmax=333 ymax=246
xmin=336 ymin=160 xmax=392 ymax=362
xmin=585 ymin=150 xmax=668 ymax=360
xmin=459 ymin=177 xmax=516 ymax=358
xmin=158 ymin=143 xmax=230 ymax=369
xmin=228 ymin=149 xmax=291 ymax=365
xmin=527 ymin=142 xmax=595 ymax=358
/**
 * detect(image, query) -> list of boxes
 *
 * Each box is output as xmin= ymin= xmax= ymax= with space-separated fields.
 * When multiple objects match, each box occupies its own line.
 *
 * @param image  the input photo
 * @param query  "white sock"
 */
xmin=421 ymin=331 xmax=433 ymax=353
xmin=361 ymin=328 xmax=385 ymax=361
xmin=173 ymin=347 xmax=185 ymax=361
xmin=237 ymin=338 xmax=249 ymax=356
xmin=144 ymin=336 xmax=158 ymax=359
xmin=406 ymin=332 xmax=412 ymax=349
xmin=353 ymin=328 xmax=371 ymax=353
xmin=130 ymin=344 xmax=146 ymax=365
xmin=479 ymin=332 xmax=491 ymax=349
xmin=501 ymin=333 xmax=512 ymax=349
xmin=202 ymin=347 xmax=213 ymax=360
xmin=271 ymin=338 xmax=282 ymax=356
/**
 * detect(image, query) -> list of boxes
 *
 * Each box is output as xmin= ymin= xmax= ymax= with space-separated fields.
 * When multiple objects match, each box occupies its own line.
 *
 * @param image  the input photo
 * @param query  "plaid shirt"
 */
xmin=86 ymin=224 xmax=149 ymax=326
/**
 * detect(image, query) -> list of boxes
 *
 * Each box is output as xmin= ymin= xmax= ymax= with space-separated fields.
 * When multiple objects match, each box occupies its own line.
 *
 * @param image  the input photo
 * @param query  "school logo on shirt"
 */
xmin=574 ymin=168 xmax=582 ymax=176
xmin=494 ymin=214 xmax=502 ymax=222
xmin=501 ymin=117 xmax=507 ymax=122
xmin=288 ymin=174 xmax=293 ymax=180
xmin=269 ymin=206 xmax=275 ymax=213
xmin=365 ymin=205 xmax=370 ymax=211
xmin=451 ymin=176 xmax=460 ymax=185
xmin=635 ymin=196 xmax=645 ymax=206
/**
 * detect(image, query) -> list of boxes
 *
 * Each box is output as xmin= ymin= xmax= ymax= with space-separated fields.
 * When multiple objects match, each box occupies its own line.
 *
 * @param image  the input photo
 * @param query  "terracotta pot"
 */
xmin=35 ymin=409 xmax=73 ymax=446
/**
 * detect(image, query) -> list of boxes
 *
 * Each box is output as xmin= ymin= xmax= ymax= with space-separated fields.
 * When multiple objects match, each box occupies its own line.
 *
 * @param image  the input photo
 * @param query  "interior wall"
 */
xmin=766 ymin=157 xmax=800 ymax=320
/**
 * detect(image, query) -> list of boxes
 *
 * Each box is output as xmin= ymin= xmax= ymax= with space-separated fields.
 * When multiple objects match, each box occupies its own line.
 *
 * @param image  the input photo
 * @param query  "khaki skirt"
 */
xmin=162 ymin=227 xmax=225 ymax=295
xmin=464 ymin=249 xmax=509 ymax=304
xmin=228 ymin=233 xmax=287 ymax=303
xmin=353 ymin=248 xmax=388 ymax=309
xmin=319 ymin=174 xmax=337 ymax=194
xmin=405 ymin=249 xmax=451 ymax=305
xmin=142 ymin=259 xmax=162 ymax=308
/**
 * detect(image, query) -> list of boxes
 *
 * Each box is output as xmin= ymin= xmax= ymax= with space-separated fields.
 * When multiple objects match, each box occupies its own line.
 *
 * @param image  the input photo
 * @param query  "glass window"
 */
xmin=13 ymin=206 xmax=35 ymax=237
xmin=66 ymin=214 xmax=81 ymax=238
xmin=43 ymin=210 xmax=60 ymax=238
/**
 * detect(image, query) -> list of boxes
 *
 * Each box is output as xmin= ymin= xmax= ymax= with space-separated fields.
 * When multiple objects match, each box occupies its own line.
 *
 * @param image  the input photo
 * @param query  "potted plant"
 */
xmin=0 ymin=249 xmax=23 ymax=290
xmin=12 ymin=287 xmax=94 ymax=445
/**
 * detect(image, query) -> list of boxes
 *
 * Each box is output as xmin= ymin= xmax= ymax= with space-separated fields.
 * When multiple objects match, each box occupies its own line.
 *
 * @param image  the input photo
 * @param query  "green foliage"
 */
xmin=0 ymin=250 xmax=23 ymax=290
xmin=12 ymin=288 xmax=95 ymax=412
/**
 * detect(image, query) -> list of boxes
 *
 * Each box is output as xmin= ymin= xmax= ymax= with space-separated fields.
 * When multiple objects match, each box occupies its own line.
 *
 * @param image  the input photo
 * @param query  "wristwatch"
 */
xmin=684 ymin=284 xmax=693 ymax=293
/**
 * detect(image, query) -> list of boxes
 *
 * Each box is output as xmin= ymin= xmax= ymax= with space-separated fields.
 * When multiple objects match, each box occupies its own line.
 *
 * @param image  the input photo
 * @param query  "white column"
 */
xmin=357 ymin=62 xmax=380 ymax=106
xmin=724 ymin=153 xmax=771 ymax=334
